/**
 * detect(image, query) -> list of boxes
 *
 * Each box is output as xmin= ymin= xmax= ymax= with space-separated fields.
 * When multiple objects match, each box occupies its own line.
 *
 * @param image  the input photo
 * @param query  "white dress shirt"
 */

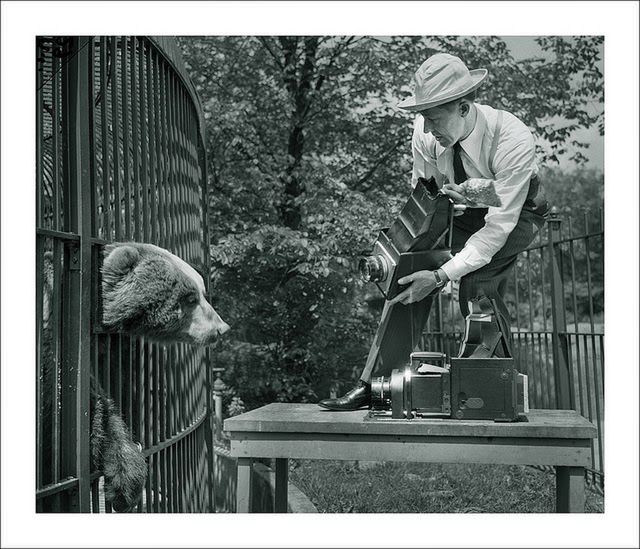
xmin=411 ymin=103 xmax=539 ymax=282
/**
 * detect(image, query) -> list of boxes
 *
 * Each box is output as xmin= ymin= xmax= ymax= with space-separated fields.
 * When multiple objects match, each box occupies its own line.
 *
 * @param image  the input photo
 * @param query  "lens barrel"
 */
xmin=358 ymin=255 xmax=388 ymax=282
xmin=371 ymin=376 xmax=392 ymax=408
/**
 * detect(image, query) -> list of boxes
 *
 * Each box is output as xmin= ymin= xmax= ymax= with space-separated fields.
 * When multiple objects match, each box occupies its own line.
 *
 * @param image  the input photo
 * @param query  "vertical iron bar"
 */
xmin=137 ymin=336 xmax=145 ymax=453
xmin=115 ymin=335 xmax=122 ymax=411
xmin=36 ymin=44 xmax=44 ymax=226
xmin=126 ymin=337 xmax=133 ymax=429
xmin=566 ymin=217 xmax=586 ymax=415
xmin=144 ymin=342 xmax=152 ymax=511
xmin=87 ymin=39 xmax=98 ymax=239
xmin=582 ymin=334 xmax=596 ymax=469
xmin=590 ymin=337 xmax=602 ymax=473
xmin=175 ymin=443 xmax=181 ymax=512
xmin=166 ymin=348 xmax=173 ymax=440
xmin=596 ymin=334 xmax=605 ymax=472
xmin=35 ymin=236 xmax=44 ymax=490
xmin=153 ymin=345 xmax=160 ymax=448
xmin=147 ymin=47 xmax=158 ymax=243
xmin=525 ymin=250 xmax=534 ymax=331
xmin=52 ymin=54 xmax=61 ymax=231
xmin=104 ymin=336 xmax=111 ymax=402
xmin=99 ymin=37 xmax=111 ymax=241
xmin=547 ymin=210 xmax=572 ymax=409
xmin=583 ymin=211 xmax=597 ymax=332
xmin=513 ymin=258 xmax=521 ymax=332
xmin=153 ymin=52 xmax=165 ymax=247
xmin=51 ymin=240 xmax=63 ymax=482
xmin=110 ymin=37 xmax=121 ymax=238
xmin=121 ymin=37 xmax=131 ymax=240
xmin=161 ymin=447 xmax=168 ymax=513
xmin=138 ymin=39 xmax=149 ymax=241
xmin=179 ymin=87 xmax=188 ymax=258
xmin=167 ymin=71 xmax=177 ymax=252
xmin=145 ymin=454 xmax=153 ymax=513
xmin=130 ymin=37 xmax=141 ymax=241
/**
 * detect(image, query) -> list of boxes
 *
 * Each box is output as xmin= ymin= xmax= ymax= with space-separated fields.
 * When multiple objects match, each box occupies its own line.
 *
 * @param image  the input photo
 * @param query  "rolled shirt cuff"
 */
xmin=439 ymin=254 xmax=478 ymax=282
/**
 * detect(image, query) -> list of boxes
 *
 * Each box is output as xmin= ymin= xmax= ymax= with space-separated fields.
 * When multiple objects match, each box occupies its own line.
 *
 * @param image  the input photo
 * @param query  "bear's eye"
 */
xmin=184 ymin=293 xmax=199 ymax=306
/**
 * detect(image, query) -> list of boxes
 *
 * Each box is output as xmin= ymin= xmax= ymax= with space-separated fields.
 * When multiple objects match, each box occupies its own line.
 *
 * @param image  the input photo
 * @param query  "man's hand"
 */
xmin=442 ymin=182 xmax=479 ymax=209
xmin=389 ymin=270 xmax=440 ymax=306
xmin=441 ymin=182 xmax=467 ymax=204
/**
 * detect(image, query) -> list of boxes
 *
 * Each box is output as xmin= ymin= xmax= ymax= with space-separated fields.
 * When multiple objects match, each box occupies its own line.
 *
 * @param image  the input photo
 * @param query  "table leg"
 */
xmin=274 ymin=458 xmax=289 ymax=513
xmin=556 ymin=466 xmax=585 ymax=512
xmin=236 ymin=457 xmax=254 ymax=513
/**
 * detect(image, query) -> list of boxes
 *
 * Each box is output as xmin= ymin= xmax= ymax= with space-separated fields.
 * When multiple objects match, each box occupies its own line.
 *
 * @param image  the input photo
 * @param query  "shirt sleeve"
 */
xmin=439 ymin=122 xmax=536 ymax=282
xmin=411 ymin=116 xmax=440 ymax=188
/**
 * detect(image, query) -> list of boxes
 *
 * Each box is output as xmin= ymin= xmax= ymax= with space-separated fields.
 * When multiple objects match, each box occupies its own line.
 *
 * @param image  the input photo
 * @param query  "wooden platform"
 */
xmin=224 ymin=403 xmax=597 ymax=513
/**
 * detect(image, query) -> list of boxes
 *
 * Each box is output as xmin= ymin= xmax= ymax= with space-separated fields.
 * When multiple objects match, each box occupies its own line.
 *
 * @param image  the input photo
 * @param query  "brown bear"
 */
xmin=41 ymin=242 xmax=229 ymax=512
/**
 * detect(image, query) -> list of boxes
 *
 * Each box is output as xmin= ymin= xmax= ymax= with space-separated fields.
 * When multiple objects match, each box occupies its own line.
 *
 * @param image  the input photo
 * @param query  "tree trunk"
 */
xmin=279 ymin=36 xmax=319 ymax=230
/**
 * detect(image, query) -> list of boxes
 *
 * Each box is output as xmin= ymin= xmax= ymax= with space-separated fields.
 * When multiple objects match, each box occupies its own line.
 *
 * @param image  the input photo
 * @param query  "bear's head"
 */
xmin=101 ymin=243 xmax=230 ymax=345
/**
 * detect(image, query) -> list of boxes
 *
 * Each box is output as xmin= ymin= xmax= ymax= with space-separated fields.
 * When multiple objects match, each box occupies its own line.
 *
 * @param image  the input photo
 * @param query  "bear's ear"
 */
xmin=102 ymin=244 xmax=141 ymax=284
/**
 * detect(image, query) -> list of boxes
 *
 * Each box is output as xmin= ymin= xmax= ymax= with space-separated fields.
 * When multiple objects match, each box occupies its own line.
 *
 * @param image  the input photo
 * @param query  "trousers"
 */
xmin=452 ymin=207 xmax=546 ymax=344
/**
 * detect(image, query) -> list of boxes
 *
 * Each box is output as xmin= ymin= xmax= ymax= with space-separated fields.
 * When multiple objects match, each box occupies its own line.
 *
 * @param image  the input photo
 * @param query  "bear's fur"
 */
xmin=40 ymin=242 xmax=229 ymax=512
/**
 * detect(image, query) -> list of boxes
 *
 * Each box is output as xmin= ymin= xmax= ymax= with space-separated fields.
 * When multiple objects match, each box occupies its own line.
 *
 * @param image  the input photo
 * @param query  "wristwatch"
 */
xmin=433 ymin=268 xmax=446 ymax=288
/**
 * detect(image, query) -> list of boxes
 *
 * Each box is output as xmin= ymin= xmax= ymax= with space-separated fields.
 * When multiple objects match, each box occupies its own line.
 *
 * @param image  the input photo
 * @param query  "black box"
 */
xmin=450 ymin=358 xmax=519 ymax=422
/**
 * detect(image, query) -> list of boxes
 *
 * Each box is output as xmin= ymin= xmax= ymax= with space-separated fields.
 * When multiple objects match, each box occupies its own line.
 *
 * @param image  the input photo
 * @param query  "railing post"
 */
xmin=212 ymin=369 xmax=226 ymax=441
xmin=547 ymin=208 xmax=573 ymax=410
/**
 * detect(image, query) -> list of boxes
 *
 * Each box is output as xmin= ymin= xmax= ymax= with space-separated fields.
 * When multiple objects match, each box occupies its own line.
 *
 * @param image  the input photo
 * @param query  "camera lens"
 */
xmin=358 ymin=255 xmax=388 ymax=282
xmin=371 ymin=376 xmax=391 ymax=408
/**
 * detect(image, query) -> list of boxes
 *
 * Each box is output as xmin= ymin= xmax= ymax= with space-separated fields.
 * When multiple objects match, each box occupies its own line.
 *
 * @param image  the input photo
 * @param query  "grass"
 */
xmin=289 ymin=460 xmax=604 ymax=513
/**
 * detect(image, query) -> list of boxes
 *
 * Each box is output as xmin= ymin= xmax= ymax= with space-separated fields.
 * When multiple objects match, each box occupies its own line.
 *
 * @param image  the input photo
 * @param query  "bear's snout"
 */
xmin=217 ymin=318 xmax=231 ymax=335
xmin=184 ymin=299 xmax=230 ymax=345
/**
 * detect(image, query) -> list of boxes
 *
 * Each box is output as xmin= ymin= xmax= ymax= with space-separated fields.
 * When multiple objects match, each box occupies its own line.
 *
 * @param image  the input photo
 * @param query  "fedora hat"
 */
xmin=398 ymin=53 xmax=488 ymax=112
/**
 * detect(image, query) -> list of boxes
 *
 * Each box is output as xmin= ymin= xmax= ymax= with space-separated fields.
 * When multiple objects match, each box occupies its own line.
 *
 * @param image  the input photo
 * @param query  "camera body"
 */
xmin=370 ymin=352 xmax=451 ymax=419
xmin=368 ymin=297 xmax=528 ymax=422
xmin=358 ymin=177 xmax=454 ymax=300
xmin=370 ymin=353 xmax=524 ymax=422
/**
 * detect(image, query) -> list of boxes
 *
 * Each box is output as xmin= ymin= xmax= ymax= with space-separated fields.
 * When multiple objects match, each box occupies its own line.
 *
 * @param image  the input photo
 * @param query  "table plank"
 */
xmin=224 ymin=403 xmax=597 ymax=440
xmin=230 ymin=433 xmax=592 ymax=467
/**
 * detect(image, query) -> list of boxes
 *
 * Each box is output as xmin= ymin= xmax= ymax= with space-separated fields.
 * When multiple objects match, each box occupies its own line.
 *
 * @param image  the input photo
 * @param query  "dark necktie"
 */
xmin=453 ymin=142 xmax=467 ymax=185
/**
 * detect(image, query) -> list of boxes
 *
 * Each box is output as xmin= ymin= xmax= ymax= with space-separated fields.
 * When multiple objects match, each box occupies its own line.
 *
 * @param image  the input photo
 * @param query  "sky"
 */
xmin=501 ymin=36 xmax=604 ymax=171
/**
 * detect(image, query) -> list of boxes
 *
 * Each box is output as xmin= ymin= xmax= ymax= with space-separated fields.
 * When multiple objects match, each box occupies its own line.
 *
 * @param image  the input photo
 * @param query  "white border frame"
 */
xmin=2 ymin=2 xmax=638 ymax=548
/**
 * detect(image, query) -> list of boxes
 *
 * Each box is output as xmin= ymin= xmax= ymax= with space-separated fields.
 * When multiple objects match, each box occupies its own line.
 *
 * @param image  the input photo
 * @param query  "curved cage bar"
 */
xmin=36 ymin=36 xmax=214 ymax=512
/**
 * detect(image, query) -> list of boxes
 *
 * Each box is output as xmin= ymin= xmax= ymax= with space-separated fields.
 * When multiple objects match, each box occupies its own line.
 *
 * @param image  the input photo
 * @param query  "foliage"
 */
xmin=179 ymin=36 xmax=604 ymax=410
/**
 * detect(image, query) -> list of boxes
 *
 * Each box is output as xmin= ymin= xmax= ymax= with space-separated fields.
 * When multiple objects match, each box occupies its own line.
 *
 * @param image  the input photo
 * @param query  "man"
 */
xmin=319 ymin=52 xmax=548 ymax=411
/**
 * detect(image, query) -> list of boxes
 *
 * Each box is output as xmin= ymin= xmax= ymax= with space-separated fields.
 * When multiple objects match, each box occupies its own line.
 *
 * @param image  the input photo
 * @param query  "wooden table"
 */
xmin=223 ymin=403 xmax=597 ymax=513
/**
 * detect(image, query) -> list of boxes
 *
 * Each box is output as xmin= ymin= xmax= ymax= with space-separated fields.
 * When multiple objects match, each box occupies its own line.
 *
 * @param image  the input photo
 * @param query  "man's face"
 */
xmin=419 ymin=102 xmax=466 ymax=148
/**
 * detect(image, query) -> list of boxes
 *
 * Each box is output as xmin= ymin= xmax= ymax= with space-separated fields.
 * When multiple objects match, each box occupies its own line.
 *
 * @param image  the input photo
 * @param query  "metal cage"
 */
xmin=36 ymin=36 xmax=215 ymax=512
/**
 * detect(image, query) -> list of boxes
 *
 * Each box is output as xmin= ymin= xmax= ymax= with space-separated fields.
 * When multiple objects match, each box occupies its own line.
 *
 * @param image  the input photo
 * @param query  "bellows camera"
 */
xmin=358 ymin=177 xmax=453 ymax=300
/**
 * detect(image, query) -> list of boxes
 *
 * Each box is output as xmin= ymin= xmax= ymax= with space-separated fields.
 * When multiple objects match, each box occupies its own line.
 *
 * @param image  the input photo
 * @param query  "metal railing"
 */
xmin=422 ymin=208 xmax=604 ymax=491
xmin=36 ymin=36 xmax=214 ymax=512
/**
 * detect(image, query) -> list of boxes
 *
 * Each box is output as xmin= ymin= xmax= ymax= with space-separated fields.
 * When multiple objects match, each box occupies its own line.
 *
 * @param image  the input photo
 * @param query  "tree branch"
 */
xmin=353 ymin=136 xmax=405 ymax=188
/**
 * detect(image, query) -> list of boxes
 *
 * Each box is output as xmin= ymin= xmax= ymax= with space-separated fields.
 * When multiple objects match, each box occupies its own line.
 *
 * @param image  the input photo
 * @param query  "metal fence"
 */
xmin=422 ymin=208 xmax=605 ymax=491
xmin=36 ymin=36 xmax=215 ymax=512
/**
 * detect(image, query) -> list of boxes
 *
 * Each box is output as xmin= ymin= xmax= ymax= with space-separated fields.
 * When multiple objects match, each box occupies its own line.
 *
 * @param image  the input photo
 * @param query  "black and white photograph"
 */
xmin=1 ymin=2 xmax=639 ymax=548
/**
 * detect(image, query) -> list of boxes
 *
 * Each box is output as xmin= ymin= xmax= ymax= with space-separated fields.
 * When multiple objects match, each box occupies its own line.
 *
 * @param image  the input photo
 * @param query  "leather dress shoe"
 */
xmin=318 ymin=381 xmax=371 ymax=411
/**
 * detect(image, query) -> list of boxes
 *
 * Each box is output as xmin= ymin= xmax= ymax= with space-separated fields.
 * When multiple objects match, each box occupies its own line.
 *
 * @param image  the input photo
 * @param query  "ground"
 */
xmin=289 ymin=460 xmax=604 ymax=513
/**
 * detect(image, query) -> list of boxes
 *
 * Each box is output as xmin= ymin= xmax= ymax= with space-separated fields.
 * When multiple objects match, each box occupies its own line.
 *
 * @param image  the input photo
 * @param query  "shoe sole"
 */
xmin=317 ymin=402 xmax=369 ymax=411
